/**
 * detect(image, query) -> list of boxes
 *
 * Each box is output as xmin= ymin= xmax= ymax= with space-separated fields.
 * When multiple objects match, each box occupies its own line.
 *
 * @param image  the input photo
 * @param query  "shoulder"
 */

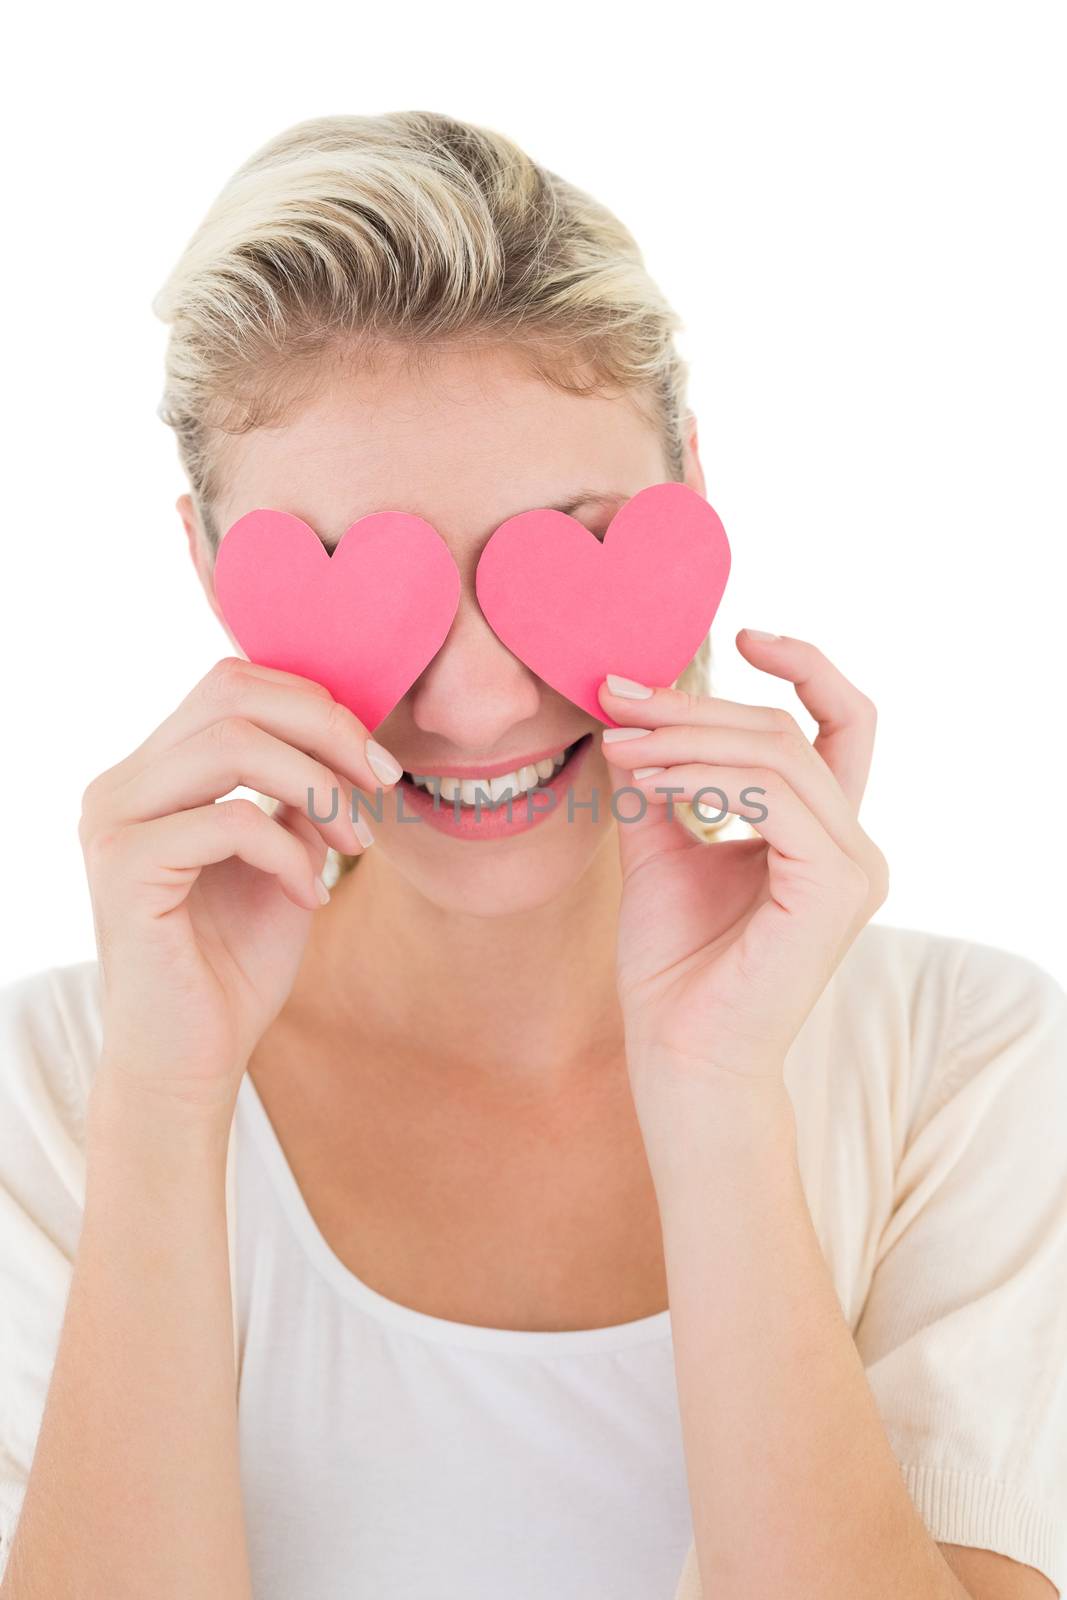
xmin=786 ymin=922 xmax=1067 ymax=1257
xmin=0 ymin=958 xmax=103 ymax=1207
xmin=0 ymin=956 xmax=103 ymax=1335
xmin=827 ymin=918 xmax=1065 ymax=1018
xmin=813 ymin=920 xmax=1066 ymax=1110
xmin=0 ymin=962 xmax=102 ymax=1568
xmin=0 ymin=958 xmax=104 ymax=1103
xmin=839 ymin=933 xmax=1067 ymax=1594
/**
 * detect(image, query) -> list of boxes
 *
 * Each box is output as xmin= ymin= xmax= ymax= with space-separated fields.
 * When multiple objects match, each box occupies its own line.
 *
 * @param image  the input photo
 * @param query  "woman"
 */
xmin=1 ymin=111 xmax=1064 ymax=1600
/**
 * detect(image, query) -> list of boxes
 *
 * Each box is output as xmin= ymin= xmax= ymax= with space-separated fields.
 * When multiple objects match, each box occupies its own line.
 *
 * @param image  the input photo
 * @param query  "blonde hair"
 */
xmin=153 ymin=110 xmax=730 ymax=869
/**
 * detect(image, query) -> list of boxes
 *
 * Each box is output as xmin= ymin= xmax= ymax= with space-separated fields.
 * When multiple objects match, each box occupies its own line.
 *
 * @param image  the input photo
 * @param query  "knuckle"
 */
xmin=201 ymin=656 xmax=250 ymax=709
xmin=323 ymin=695 xmax=359 ymax=745
xmin=671 ymin=686 xmax=705 ymax=720
xmin=82 ymin=823 xmax=124 ymax=867
xmin=837 ymin=854 xmax=871 ymax=900
xmin=307 ymin=762 xmax=341 ymax=811
xmin=79 ymin=762 xmax=121 ymax=817
xmin=78 ymin=779 xmax=103 ymax=833
xmin=769 ymin=707 xmax=797 ymax=735
xmin=866 ymin=846 xmax=891 ymax=904
xmin=215 ymin=796 xmax=263 ymax=831
xmin=79 ymin=773 xmax=101 ymax=812
xmin=207 ymin=714 xmax=254 ymax=752
xmin=773 ymin=723 xmax=808 ymax=762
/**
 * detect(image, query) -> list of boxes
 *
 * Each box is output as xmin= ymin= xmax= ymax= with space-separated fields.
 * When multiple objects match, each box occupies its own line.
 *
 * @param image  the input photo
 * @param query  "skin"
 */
xmin=17 ymin=340 xmax=1047 ymax=1598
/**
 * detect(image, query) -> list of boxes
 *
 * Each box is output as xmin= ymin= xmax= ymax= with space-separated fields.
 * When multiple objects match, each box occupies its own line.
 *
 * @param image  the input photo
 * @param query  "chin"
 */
xmin=406 ymin=833 xmax=612 ymax=919
xmin=373 ymin=734 xmax=616 ymax=917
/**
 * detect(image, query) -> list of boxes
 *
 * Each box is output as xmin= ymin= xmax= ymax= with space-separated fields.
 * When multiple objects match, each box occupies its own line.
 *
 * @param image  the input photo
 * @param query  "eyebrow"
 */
xmin=546 ymin=490 xmax=629 ymax=516
xmin=318 ymin=491 xmax=630 ymax=551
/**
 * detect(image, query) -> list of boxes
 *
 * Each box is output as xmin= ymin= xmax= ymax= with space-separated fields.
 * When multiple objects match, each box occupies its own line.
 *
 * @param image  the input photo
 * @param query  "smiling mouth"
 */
xmin=401 ymin=735 xmax=590 ymax=809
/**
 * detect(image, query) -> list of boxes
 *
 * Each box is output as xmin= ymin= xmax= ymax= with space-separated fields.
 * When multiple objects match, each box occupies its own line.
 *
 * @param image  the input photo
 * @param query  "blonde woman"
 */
xmin=1 ymin=112 xmax=1064 ymax=1600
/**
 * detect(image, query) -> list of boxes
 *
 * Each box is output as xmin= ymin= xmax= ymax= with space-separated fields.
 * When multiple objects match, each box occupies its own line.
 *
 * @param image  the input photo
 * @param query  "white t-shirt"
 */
xmin=1 ymin=922 xmax=1066 ymax=1600
xmin=237 ymin=1072 xmax=692 ymax=1598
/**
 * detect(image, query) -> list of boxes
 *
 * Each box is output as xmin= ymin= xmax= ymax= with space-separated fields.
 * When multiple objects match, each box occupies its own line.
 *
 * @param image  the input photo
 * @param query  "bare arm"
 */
xmin=0 ymin=658 xmax=389 ymax=1595
xmin=654 ymin=1077 xmax=973 ymax=1600
xmin=1 ymin=1066 xmax=248 ymax=1600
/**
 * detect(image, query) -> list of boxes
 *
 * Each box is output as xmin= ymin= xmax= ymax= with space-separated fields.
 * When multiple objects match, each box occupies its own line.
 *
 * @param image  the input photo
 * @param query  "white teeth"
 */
xmin=409 ymin=747 xmax=573 ymax=807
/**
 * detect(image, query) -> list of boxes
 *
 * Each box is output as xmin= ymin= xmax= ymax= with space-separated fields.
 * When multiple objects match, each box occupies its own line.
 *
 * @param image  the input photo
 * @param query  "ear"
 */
xmin=177 ymin=493 xmax=245 ymax=654
xmin=681 ymin=411 xmax=707 ymax=498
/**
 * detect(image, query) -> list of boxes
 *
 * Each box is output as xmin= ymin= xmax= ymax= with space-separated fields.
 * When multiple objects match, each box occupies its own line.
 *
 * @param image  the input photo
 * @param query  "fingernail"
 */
xmin=353 ymin=811 xmax=375 ymax=849
xmin=314 ymin=874 xmax=331 ymax=905
xmin=602 ymin=726 xmax=653 ymax=743
xmin=605 ymin=673 xmax=653 ymax=699
xmin=366 ymin=739 xmax=403 ymax=784
xmin=744 ymin=629 xmax=781 ymax=641
xmin=633 ymin=766 xmax=666 ymax=780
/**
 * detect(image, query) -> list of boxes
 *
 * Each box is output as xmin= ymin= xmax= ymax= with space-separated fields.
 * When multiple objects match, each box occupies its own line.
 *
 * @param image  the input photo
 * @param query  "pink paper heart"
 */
xmin=214 ymin=509 xmax=461 ymax=731
xmin=474 ymin=482 xmax=731 ymax=724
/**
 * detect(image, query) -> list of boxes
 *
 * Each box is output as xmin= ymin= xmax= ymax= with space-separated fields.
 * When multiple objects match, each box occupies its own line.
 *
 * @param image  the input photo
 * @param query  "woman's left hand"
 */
xmin=600 ymin=629 xmax=889 ymax=1109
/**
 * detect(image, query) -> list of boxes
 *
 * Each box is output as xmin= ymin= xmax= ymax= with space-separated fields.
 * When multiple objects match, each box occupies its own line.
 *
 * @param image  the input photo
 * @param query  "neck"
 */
xmin=289 ymin=834 xmax=627 ymax=1093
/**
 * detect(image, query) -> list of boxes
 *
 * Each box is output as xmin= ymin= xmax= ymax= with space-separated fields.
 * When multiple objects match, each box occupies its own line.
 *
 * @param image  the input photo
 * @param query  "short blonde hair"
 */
xmin=153 ymin=110 xmax=728 ymax=865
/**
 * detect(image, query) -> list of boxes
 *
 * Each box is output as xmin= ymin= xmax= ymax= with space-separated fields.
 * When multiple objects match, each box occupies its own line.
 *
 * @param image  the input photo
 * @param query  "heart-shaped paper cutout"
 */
xmin=214 ymin=509 xmax=461 ymax=731
xmin=475 ymin=482 xmax=731 ymax=724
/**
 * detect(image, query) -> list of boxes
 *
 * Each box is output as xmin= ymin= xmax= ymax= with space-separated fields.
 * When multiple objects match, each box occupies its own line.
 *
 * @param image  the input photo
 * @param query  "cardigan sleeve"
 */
xmin=0 ymin=967 xmax=91 ymax=1582
xmin=852 ymin=939 xmax=1067 ymax=1596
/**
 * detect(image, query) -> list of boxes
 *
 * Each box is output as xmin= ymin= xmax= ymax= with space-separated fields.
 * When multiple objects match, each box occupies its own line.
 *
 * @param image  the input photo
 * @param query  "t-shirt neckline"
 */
xmin=237 ymin=1071 xmax=673 ymax=1354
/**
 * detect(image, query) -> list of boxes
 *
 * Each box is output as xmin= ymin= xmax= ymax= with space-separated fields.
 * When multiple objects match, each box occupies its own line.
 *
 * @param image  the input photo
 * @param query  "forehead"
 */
xmin=212 ymin=341 xmax=667 ymax=551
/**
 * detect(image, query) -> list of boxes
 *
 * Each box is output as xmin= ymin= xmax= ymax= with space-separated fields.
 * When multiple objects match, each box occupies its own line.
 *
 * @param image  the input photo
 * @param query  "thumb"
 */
xmin=609 ymin=769 xmax=697 ymax=878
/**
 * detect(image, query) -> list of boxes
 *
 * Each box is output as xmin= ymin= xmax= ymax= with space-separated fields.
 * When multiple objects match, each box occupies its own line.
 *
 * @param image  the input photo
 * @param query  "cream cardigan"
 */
xmin=1 ymin=922 xmax=1066 ymax=1597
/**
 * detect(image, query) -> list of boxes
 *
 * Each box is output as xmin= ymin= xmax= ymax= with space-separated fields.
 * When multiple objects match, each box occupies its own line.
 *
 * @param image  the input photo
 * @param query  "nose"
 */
xmin=406 ymin=585 xmax=543 ymax=750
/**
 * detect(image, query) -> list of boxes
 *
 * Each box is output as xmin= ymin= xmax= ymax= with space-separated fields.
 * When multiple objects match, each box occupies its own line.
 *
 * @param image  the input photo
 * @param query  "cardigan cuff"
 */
xmin=900 ymin=1462 xmax=1063 ymax=1596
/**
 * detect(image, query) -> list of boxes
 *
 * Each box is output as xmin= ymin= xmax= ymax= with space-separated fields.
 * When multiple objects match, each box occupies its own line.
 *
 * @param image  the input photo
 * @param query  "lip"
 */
xmin=401 ymin=739 xmax=579 ymax=783
xmin=395 ymin=734 xmax=594 ymax=841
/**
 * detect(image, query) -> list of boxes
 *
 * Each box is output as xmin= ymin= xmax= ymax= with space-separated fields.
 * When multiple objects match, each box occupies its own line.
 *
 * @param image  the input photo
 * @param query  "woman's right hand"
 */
xmin=78 ymin=656 xmax=393 ymax=1125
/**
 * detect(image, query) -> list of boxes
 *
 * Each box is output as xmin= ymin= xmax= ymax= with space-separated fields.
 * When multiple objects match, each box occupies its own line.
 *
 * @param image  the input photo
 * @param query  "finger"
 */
xmin=628 ymin=762 xmax=872 ymax=913
xmin=102 ymin=717 xmax=374 ymax=858
xmin=89 ymin=798 xmax=327 ymax=914
xmin=734 ymin=630 xmax=877 ymax=809
xmin=598 ymin=633 xmax=878 ymax=813
xmin=269 ymin=798 xmax=338 ymax=874
xmin=600 ymin=721 xmax=868 ymax=860
xmin=91 ymin=658 xmax=402 ymax=802
xmin=598 ymin=675 xmax=797 ymax=734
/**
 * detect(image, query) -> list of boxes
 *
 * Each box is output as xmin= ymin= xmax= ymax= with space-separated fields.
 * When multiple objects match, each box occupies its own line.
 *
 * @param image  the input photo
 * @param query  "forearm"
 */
xmin=646 ymin=1067 xmax=970 ymax=1600
xmin=2 ymin=1065 xmax=251 ymax=1600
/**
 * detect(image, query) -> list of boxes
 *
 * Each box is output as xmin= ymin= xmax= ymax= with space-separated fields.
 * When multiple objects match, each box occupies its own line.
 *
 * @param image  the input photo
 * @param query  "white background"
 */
xmin=2 ymin=2 xmax=1064 ymax=988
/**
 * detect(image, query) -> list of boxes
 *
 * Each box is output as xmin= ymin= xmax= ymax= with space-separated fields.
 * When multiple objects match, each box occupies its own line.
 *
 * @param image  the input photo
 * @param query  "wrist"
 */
xmin=629 ymin=1055 xmax=798 ymax=1207
xmin=87 ymin=1059 xmax=235 ymax=1180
